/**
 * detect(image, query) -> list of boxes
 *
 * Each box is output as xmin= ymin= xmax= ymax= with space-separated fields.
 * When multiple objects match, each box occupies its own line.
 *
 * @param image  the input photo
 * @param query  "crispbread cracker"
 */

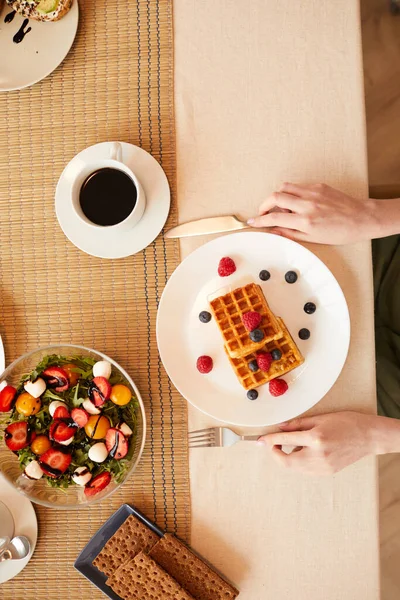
xmin=93 ymin=515 xmax=159 ymax=577
xmin=149 ymin=534 xmax=239 ymax=600
xmin=106 ymin=552 xmax=195 ymax=600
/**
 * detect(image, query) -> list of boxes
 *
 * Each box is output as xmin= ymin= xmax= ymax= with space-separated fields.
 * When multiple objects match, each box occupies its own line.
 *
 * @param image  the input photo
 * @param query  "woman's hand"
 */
xmin=247 ymin=183 xmax=400 ymax=244
xmin=258 ymin=411 xmax=400 ymax=475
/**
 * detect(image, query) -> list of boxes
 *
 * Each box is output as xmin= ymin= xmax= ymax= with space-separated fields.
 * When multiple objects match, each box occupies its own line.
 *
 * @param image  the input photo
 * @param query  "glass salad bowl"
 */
xmin=0 ymin=345 xmax=146 ymax=509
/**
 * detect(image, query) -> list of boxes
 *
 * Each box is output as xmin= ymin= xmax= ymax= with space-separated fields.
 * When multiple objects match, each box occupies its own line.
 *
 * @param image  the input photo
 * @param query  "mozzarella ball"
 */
xmin=0 ymin=380 xmax=8 ymax=392
xmin=88 ymin=442 xmax=108 ymax=463
xmin=49 ymin=400 xmax=68 ymax=417
xmin=72 ymin=467 xmax=92 ymax=486
xmin=24 ymin=377 xmax=46 ymax=398
xmin=93 ymin=360 xmax=112 ymax=380
xmin=24 ymin=460 xmax=44 ymax=480
xmin=118 ymin=422 xmax=133 ymax=437
xmin=82 ymin=398 xmax=101 ymax=415
xmin=59 ymin=437 xmax=74 ymax=446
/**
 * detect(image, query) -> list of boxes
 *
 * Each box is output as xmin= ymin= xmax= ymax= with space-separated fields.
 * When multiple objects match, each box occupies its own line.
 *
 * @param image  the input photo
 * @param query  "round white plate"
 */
xmin=157 ymin=232 xmax=350 ymax=427
xmin=0 ymin=1 xmax=79 ymax=92
xmin=0 ymin=473 xmax=38 ymax=584
xmin=55 ymin=142 xmax=171 ymax=259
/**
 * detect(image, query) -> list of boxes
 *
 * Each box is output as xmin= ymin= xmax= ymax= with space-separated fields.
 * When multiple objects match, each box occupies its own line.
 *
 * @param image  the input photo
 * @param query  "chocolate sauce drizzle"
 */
xmin=109 ymin=431 xmax=120 ymax=458
xmin=4 ymin=10 xmax=16 ymax=23
xmin=13 ymin=18 xmax=32 ymax=44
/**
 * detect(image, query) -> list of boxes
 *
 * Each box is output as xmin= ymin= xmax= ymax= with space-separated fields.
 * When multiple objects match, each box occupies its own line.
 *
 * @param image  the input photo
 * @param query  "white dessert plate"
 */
xmin=0 ymin=0 xmax=79 ymax=92
xmin=0 ymin=473 xmax=38 ymax=584
xmin=157 ymin=232 xmax=350 ymax=427
xmin=55 ymin=142 xmax=171 ymax=259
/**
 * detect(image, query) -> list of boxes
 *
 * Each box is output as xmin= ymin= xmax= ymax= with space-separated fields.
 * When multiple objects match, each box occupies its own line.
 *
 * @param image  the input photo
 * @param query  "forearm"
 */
xmin=369 ymin=414 xmax=400 ymax=454
xmin=370 ymin=197 xmax=400 ymax=239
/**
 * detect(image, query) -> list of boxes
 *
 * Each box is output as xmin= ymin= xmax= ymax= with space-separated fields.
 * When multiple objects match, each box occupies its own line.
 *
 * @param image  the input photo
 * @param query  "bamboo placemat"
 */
xmin=0 ymin=1 xmax=190 ymax=598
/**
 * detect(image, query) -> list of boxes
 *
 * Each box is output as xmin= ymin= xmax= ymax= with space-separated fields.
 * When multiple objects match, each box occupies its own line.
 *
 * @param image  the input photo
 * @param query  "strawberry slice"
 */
xmin=84 ymin=471 xmax=111 ymax=498
xmin=42 ymin=367 xmax=69 ymax=392
xmin=5 ymin=421 xmax=31 ymax=451
xmin=71 ymin=407 xmax=89 ymax=428
xmin=0 ymin=385 xmax=17 ymax=412
xmin=105 ymin=428 xmax=128 ymax=460
xmin=88 ymin=377 xmax=112 ymax=407
xmin=53 ymin=405 xmax=70 ymax=420
xmin=49 ymin=419 xmax=77 ymax=443
xmin=40 ymin=448 xmax=72 ymax=478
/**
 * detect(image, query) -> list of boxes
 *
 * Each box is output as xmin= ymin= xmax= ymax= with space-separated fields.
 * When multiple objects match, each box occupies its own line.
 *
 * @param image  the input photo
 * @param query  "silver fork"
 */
xmin=188 ymin=427 xmax=297 ymax=453
xmin=188 ymin=427 xmax=260 ymax=448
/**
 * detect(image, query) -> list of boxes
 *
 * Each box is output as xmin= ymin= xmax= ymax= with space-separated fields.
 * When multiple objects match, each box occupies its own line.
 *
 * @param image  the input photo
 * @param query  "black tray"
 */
xmin=74 ymin=504 xmax=164 ymax=600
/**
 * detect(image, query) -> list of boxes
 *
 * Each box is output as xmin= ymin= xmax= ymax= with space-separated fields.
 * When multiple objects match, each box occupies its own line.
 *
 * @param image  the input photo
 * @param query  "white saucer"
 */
xmin=0 ymin=474 xmax=38 ymax=584
xmin=55 ymin=142 xmax=171 ymax=259
xmin=0 ymin=0 xmax=79 ymax=92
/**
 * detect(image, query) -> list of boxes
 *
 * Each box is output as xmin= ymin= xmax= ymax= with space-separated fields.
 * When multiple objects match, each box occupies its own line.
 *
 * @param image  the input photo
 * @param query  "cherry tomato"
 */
xmin=84 ymin=415 xmax=110 ymax=440
xmin=31 ymin=435 xmax=51 ymax=456
xmin=15 ymin=392 xmax=41 ymax=417
xmin=110 ymin=384 xmax=132 ymax=406
xmin=0 ymin=385 xmax=17 ymax=412
xmin=62 ymin=363 xmax=80 ymax=387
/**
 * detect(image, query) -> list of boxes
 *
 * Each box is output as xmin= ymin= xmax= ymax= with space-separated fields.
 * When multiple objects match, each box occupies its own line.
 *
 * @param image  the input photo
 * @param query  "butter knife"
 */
xmin=165 ymin=215 xmax=248 ymax=239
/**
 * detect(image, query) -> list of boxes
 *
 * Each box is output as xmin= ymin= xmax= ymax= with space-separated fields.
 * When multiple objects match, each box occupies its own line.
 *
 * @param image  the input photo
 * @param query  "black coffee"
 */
xmin=79 ymin=168 xmax=137 ymax=226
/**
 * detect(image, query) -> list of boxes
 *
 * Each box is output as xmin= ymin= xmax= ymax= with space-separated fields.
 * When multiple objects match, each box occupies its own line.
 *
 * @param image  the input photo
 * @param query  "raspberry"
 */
xmin=242 ymin=311 xmax=261 ymax=332
xmin=218 ymin=257 xmax=236 ymax=277
xmin=256 ymin=352 xmax=273 ymax=371
xmin=269 ymin=378 xmax=288 ymax=397
xmin=196 ymin=355 xmax=213 ymax=374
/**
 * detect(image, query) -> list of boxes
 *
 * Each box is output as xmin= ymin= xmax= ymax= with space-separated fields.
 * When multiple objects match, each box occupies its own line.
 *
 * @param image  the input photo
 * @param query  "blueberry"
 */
xmin=248 ymin=360 xmax=259 ymax=372
xmin=304 ymin=302 xmax=316 ymax=314
xmin=247 ymin=389 xmax=259 ymax=400
xmin=259 ymin=270 xmax=270 ymax=281
xmin=285 ymin=270 xmax=298 ymax=284
xmin=199 ymin=311 xmax=212 ymax=323
xmin=299 ymin=328 xmax=310 ymax=340
xmin=249 ymin=329 xmax=264 ymax=342
xmin=271 ymin=349 xmax=282 ymax=361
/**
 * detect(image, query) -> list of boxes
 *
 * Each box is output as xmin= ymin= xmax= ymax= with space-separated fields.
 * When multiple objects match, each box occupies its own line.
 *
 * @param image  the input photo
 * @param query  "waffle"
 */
xmin=226 ymin=317 xmax=305 ymax=389
xmin=210 ymin=283 xmax=282 ymax=359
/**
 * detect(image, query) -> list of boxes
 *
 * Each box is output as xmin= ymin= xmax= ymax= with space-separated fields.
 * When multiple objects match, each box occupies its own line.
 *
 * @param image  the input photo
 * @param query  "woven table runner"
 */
xmin=0 ymin=1 xmax=190 ymax=598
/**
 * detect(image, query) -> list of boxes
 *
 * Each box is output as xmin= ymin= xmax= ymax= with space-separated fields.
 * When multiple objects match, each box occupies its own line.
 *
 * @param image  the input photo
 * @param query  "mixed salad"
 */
xmin=0 ymin=354 xmax=139 ymax=498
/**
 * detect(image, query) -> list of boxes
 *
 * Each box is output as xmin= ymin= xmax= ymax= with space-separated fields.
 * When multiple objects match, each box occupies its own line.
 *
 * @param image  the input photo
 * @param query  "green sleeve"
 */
xmin=373 ymin=235 xmax=400 ymax=417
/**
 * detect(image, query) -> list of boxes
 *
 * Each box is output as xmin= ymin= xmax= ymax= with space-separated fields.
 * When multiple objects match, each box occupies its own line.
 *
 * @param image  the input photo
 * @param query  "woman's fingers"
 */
xmin=271 ymin=445 xmax=310 ymax=468
xmin=247 ymin=212 xmax=304 ymax=230
xmin=271 ymin=227 xmax=309 ymax=242
xmin=279 ymin=417 xmax=317 ymax=431
xmin=279 ymin=182 xmax=309 ymax=196
xmin=258 ymin=192 xmax=303 ymax=216
xmin=258 ymin=429 xmax=314 ymax=448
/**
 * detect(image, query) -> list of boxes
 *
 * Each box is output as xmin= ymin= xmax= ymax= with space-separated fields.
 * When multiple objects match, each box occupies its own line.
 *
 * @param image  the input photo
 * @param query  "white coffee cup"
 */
xmin=0 ymin=500 xmax=14 ymax=541
xmin=71 ymin=142 xmax=146 ymax=232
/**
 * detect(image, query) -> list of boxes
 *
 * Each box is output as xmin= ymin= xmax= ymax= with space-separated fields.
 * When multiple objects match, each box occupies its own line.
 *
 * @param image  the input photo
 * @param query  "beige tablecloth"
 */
xmin=174 ymin=1 xmax=379 ymax=599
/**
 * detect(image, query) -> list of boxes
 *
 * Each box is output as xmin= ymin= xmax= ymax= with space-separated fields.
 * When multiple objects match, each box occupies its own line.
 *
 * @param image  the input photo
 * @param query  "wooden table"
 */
xmin=174 ymin=1 xmax=380 ymax=599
